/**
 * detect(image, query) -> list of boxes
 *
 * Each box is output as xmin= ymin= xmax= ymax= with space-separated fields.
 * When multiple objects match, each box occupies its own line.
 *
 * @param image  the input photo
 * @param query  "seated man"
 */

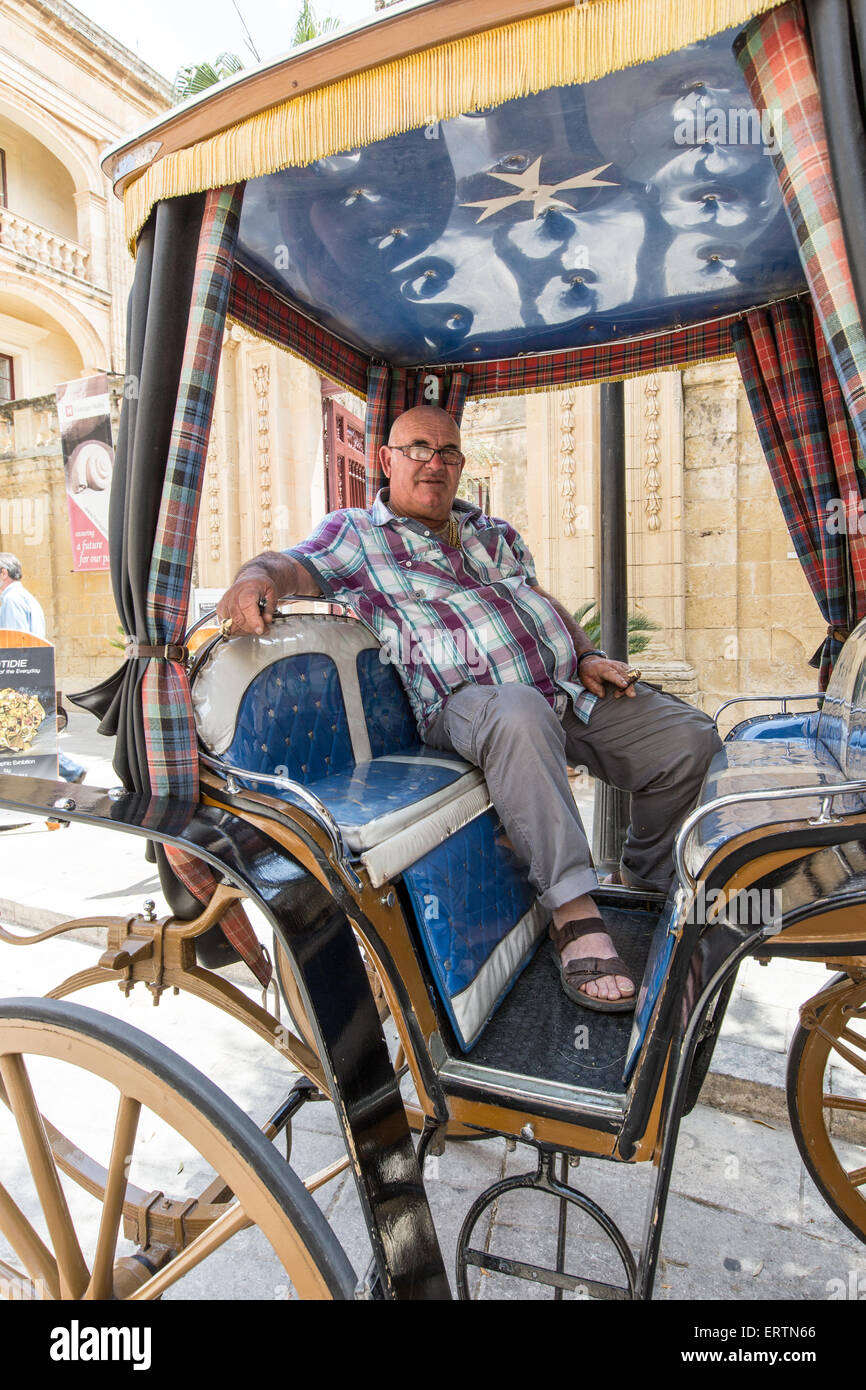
xmin=217 ymin=405 xmax=721 ymax=1011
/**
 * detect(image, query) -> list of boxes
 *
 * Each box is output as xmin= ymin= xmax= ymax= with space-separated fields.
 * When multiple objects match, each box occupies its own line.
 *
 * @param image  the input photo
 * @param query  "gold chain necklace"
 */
xmin=433 ymin=515 xmax=460 ymax=548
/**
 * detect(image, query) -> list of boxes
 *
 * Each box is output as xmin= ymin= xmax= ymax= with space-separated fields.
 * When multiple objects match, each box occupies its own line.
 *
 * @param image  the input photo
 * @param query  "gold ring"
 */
xmin=626 ymin=668 xmax=640 ymax=680
xmin=219 ymin=617 xmax=233 ymax=639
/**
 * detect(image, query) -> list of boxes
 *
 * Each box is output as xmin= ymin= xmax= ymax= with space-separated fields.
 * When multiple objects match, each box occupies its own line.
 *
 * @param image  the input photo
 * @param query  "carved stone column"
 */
xmin=524 ymin=384 xmax=597 ymax=612
xmin=624 ymin=371 xmax=698 ymax=697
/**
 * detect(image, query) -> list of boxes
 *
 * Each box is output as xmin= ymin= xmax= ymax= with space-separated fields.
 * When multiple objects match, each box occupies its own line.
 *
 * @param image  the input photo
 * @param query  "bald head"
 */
xmin=387 ymin=404 xmax=461 ymax=448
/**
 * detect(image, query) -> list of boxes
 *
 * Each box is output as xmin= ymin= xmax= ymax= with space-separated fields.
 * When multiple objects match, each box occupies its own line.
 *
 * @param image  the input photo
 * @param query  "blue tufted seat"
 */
xmin=191 ymin=613 xmax=491 ymax=888
xmin=191 ymin=611 xmax=548 ymax=1050
xmin=686 ymin=619 xmax=866 ymax=878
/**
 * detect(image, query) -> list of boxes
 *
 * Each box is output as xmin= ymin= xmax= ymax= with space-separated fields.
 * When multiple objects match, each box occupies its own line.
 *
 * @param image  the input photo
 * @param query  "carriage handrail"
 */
xmin=712 ymin=693 xmax=823 ymax=723
xmin=186 ymin=596 xmax=381 ymax=645
xmin=673 ymin=778 xmax=866 ymax=894
xmin=198 ymin=749 xmax=363 ymax=892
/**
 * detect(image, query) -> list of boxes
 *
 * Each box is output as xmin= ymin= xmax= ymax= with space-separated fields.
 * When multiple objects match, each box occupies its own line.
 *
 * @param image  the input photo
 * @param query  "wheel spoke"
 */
xmin=847 ymin=1165 xmax=866 ymax=1188
xmin=0 ymin=1182 xmax=60 ymax=1298
xmin=84 ymin=1094 xmax=140 ymax=1300
xmin=304 ymin=1156 xmax=351 ymax=1193
xmin=0 ymin=1254 xmax=39 ymax=1300
xmin=0 ymin=1055 xmax=89 ymax=1299
xmin=839 ymin=1026 xmax=866 ymax=1055
xmin=127 ymin=1201 xmax=250 ymax=1301
xmin=823 ymin=1094 xmax=866 ymax=1113
xmin=817 ymin=1028 xmax=866 ymax=1078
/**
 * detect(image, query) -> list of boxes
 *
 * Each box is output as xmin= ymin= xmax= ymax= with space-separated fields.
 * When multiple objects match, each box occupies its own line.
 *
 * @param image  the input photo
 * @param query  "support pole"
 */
xmin=592 ymin=381 xmax=630 ymax=875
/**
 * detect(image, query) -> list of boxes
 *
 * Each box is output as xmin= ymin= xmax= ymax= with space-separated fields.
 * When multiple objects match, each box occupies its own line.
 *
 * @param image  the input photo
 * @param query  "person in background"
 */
xmin=0 ymin=552 xmax=85 ymax=784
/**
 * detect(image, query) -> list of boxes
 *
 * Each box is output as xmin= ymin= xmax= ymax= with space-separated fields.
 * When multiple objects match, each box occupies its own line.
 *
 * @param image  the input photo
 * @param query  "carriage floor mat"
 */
xmin=462 ymin=905 xmax=658 ymax=1092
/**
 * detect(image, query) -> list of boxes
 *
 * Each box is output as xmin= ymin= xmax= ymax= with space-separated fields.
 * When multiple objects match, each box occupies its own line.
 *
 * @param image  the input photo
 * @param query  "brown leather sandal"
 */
xmin=559 ymin=955 xmax=636 ymax=1012
xmin=550 ymin=917 xmax=636 ymax=1013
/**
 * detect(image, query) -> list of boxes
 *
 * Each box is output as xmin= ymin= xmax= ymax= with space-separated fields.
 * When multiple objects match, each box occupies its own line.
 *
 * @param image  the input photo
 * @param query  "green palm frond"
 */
xmin=172 ymin=51 xmax=245 ymax=102
xmin=292 ymin=1 xmax=340 ymax=45
xmin=572 ymin=601 xmax=660 ymax=656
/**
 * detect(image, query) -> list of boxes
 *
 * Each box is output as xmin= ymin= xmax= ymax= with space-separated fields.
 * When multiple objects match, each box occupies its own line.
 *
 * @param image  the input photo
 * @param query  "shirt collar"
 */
xmin=371 ymin=488 xmax=483 ymax=528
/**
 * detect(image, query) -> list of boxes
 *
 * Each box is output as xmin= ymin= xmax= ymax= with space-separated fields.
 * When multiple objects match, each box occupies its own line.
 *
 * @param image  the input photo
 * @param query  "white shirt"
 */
xmin=0 ymin=580 xmax=46 ymax=638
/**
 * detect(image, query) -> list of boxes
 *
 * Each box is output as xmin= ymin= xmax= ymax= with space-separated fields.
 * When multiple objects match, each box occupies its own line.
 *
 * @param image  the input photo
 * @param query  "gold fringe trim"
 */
xmin=124 ymin=0 xmax=785 ymax=248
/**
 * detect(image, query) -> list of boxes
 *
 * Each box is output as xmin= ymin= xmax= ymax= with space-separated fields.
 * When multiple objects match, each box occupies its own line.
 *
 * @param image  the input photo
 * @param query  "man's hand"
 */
xmin=215 ymin=553 xmax=320 ymax=637
xmin=577 ymin=655 xmax=639 ymax=698
xmin=216 ymin=571 xmax=277 ymax=636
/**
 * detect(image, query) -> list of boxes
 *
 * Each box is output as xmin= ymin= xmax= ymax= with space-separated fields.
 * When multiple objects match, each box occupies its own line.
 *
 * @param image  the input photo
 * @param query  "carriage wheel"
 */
xmin=273 ymin=935 xmax=391 ymax=1051
xmin=787 ymin=973 xmax=866 ymax=1243
xmin=0 ymin=998 xmax=356 ymax=1300
xmin=271 ymin=936 xmax=481 ymax=1141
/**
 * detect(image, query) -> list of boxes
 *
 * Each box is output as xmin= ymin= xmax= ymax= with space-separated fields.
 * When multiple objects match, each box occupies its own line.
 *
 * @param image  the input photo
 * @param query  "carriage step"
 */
xmin=462 ymin=1248 xmax=630 ymax=1299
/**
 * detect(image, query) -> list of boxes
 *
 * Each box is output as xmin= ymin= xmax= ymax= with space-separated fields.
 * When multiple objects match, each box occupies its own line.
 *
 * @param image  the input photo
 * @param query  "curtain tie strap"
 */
xmin=827 ymin=625 xmax=850 ymax=643
xmin=124 ymin=638 xmax=189 ymax=662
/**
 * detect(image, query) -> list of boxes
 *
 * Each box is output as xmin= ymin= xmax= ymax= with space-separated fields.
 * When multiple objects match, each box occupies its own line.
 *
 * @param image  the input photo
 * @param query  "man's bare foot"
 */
xmin=552 ymin=894 xmax=634 ymax=1004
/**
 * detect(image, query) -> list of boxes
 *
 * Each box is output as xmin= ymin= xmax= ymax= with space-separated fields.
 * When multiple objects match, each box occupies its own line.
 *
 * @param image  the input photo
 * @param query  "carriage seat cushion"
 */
xmin=191 ymin=615 xmax=490 ymax=886
xmin=688 ymin=617 xmax=866 ymax=878
xmin=299 ymin=750 xmax=489 ymax=887
xmin=687 ymin=736 xmax=864 ymax=879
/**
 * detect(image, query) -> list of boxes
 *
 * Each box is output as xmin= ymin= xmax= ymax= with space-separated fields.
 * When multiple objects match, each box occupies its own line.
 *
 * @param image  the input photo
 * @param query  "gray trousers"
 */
xmin=424 ymin=682 xmax=722 ymax=909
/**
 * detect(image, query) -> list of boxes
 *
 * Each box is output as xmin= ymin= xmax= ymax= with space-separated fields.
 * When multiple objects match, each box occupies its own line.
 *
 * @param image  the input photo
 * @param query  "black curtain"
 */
xmin=806 ymin=0 xmax=866 ymax=326
xmin=72 ymin=193 xmax=206 ymax=795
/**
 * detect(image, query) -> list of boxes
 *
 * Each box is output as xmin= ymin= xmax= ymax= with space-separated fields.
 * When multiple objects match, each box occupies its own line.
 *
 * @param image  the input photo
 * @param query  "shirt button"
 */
xmin=404 ymin=561 xmax=412 ymax=568
xmin=424 ymin=529 xmax=430 ymax=536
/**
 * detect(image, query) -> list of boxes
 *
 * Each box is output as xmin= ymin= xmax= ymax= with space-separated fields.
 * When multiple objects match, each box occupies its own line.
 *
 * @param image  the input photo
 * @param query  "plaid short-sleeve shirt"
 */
xmin=288 ymin=490 xmax=597 ymax=734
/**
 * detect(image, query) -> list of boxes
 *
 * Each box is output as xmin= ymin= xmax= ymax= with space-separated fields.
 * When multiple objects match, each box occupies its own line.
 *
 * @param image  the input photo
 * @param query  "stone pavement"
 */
xmin=1 ymin=707 xmax=865 ymax=1301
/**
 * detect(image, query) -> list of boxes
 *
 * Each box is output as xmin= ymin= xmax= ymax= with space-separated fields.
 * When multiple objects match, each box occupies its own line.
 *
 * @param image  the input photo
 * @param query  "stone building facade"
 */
xmin=0 ymin=0 xmax=172 ymax=685
xmin=463 ymin=362 xmax=826 ymax=723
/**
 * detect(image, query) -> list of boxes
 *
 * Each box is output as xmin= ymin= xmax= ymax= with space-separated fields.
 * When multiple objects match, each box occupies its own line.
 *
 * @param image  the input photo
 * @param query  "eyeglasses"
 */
xmin=390 ymin=442 xmax=465 ymax=467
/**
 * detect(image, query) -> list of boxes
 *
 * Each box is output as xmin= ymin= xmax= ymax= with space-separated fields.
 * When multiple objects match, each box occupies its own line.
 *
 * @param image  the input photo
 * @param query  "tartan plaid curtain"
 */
xmin=364 ymin=366 xmax=470 ymax=505
xmin=731 ymin=297 xmax=866 ymax=687
xmin=735 ymin=0 xmax=866 ymax=460
xmin=140 ymin=186 xmax=271 ymax=985
xmin=74 ymin=185 xmax=271 ymax=986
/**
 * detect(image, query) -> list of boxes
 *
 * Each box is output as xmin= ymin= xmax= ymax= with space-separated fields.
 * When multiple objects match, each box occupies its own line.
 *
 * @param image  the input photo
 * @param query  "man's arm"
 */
xmin=533 ymin=584 xmax=637 ymax=699
xmin=216 ymin=551 xmax=322 ymax=636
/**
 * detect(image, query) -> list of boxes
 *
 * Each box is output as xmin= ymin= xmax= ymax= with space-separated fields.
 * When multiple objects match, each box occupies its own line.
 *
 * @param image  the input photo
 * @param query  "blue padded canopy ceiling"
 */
xmin=235 ymin=25 xmax=805 ymax=367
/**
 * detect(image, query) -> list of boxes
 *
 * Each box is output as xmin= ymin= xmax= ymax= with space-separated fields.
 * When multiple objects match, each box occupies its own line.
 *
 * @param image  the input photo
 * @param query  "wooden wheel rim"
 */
xmin=0 ymin=1002 xmax=354 ymax=1300
xmin=790 ymin=977 xmax=866 ymax=1239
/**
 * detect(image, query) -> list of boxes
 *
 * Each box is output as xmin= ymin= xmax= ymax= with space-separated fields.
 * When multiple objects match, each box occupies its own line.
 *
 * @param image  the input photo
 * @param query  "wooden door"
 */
xmin=323 ymin=398 xmax=366 ymax=511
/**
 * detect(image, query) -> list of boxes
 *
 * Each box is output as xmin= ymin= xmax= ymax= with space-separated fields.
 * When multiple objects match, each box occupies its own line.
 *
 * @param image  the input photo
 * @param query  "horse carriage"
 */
xmin=3 ymin=0 xmax=866 ymax=1301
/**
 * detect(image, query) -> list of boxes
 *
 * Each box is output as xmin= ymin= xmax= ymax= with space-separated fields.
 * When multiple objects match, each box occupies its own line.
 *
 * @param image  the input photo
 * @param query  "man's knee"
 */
xmin=685 ymin=714 xmax=723 ymax=779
